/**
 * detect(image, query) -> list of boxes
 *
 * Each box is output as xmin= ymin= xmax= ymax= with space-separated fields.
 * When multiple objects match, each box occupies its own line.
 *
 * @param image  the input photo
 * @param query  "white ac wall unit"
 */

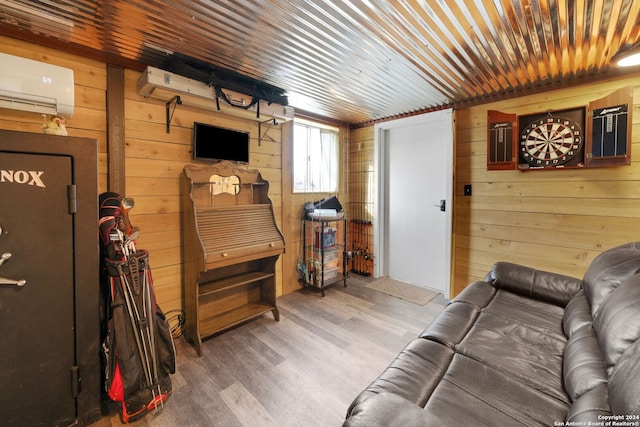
xmin=136 ymin=66 xmax=294 ymax=122
xmin=0 ymin=53 xmax=74 ymax=117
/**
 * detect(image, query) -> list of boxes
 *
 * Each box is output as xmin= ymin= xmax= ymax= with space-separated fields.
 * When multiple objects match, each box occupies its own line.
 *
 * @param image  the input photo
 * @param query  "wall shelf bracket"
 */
xmin=258 ymin=118 xmax=278 ymax=146
xmin=166 ymin=95 xmax=182 ymax=134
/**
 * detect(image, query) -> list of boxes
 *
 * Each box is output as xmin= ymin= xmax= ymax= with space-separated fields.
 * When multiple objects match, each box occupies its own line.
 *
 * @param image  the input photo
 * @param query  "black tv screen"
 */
xmin=192 ymin=122 xmax=250 ymax=163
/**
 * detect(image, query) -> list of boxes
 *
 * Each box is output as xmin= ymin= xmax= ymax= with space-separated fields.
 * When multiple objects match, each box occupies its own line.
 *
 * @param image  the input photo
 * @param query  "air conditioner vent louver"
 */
xmin=0 ymin=53 xmax=74 ymax=117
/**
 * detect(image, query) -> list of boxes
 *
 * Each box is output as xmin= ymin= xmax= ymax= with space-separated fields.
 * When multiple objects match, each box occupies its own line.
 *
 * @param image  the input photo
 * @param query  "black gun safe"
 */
xmin=0 ymin=129 xmax=101 ymax=426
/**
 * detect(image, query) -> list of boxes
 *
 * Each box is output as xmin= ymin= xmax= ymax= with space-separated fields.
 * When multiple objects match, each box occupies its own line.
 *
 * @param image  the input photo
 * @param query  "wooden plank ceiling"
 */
xmin=0 ymin=0 xmax=638 ymax=124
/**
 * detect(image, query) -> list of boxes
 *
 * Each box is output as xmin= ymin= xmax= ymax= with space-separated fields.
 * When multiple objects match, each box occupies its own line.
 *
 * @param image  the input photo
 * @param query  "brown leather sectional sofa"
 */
xmin=344 ymin=242 xmax=640 ymax=426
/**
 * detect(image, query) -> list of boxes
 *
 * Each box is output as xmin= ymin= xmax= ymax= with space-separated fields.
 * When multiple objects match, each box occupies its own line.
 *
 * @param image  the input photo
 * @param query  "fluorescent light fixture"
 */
xmin=613 ymin=43 xmax=640 ymax=67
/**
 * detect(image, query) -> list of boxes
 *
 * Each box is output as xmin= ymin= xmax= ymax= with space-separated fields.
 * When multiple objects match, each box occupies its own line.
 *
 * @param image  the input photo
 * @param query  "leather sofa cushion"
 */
xmin=454 ymin=288 xmax=567 ymax=403
xmin=563 ymin=290 xmax=592 ymax=338
xmin=346 ymin=354 xmax=570 ymax=427
xmin=422 ymin=354 xmax=569 ymax=426
xmin=483 ymin=287 xmax=566 ymax=335
xmin=592 ymin=273 xmax=640 ymax=376
xmin=345 ymin=367 xmax=569 ymax=427
xmin=563 ymin=324 xmax=607 ymax=401
xmin=565 ymin=384 xmax=611 ymax=423
xmin=582 ymin=242 xmax=640 ymax=317
xmin=347 ymin=338 xmax=454 ymax=411
xmin=486 ymin=262 xmax=581 ymax=307
xmin=457 ymin=321 xmax=567 ymax=403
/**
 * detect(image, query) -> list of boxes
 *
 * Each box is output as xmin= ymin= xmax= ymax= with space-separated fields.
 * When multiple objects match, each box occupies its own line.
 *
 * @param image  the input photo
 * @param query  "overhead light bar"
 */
xmin=612 ymin=43 xmax=640 ymax=67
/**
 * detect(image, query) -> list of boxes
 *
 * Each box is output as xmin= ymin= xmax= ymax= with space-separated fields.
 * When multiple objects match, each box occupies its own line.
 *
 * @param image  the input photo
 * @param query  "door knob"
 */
xmin=433 ymin=200 xmax=446 ymax=212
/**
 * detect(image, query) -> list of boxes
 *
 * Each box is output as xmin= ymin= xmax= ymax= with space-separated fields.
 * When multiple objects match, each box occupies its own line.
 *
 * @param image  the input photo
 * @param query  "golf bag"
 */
xmin=99 ymin=192 xmax=176 ymax=423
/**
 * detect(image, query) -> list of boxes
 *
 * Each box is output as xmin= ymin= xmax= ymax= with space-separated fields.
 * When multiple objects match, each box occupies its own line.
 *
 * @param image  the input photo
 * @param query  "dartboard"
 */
xmin=519 ymin=114 xmax=584 ymax=167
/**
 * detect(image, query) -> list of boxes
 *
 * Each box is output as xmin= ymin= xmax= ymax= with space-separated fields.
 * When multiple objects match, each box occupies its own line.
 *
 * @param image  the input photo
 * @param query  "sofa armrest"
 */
xmin=485 ymin=262 xmax=582 ymax=307
xmin=344 ymin=392 xmax=439 ymax=427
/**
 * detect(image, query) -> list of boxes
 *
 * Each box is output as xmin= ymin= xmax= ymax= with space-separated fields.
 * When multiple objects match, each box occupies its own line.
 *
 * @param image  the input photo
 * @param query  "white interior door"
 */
xmin=374 ymin=109 xmax=453 ymax=297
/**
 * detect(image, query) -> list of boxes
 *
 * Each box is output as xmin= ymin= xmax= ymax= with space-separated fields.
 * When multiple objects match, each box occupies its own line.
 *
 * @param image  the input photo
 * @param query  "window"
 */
xmin=293 ymin=120 xmax=339 ymax=193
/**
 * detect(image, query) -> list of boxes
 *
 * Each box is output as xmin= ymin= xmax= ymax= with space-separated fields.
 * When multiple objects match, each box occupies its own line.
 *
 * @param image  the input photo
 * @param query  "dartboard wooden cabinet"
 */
xmin=486 ymin=87 xmax=633 ymax=172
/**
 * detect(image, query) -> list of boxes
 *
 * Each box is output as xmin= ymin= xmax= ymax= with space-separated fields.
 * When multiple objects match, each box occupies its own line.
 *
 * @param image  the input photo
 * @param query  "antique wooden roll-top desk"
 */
xmin=181 ymin=161 xmax=285 ymax=356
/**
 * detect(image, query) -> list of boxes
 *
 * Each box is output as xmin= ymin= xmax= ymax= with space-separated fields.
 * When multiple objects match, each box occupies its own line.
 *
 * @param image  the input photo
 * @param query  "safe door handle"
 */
xmin=0 ymin=276 xmax=26 ymax=287
xmin=0 ymin=252 xmax=11 ymax=267
xmin=0 ymin=253 xmax=27 ymax=286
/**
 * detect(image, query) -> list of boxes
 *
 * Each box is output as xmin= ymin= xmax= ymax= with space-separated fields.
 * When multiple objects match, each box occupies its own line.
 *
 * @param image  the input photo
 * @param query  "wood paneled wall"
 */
xmin=454 ymin=75 xmax=640 ymax=295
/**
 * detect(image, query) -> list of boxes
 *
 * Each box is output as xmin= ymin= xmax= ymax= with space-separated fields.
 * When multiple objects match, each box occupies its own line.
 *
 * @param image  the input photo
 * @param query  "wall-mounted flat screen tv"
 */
xmin=192 ymin=122 xmax=250 ymax=163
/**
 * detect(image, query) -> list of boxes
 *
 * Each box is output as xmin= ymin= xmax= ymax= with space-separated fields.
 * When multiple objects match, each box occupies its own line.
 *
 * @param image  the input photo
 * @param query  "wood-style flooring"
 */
xmin=90 ymin=275 xmax=447 ymax=427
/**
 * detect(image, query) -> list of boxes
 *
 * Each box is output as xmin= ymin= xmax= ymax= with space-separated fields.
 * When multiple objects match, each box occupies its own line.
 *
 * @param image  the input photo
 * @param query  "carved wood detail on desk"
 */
xmin=182 ymin=161 xmax=285 ymax=356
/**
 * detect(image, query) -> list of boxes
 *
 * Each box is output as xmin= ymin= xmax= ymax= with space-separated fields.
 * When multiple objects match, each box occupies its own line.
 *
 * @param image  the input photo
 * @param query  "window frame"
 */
xmin=292 ymin=119 xmax=340 ymax=194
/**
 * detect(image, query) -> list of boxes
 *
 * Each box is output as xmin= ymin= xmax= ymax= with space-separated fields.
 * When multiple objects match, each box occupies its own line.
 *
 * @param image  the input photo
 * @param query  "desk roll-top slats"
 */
xmin=196 ymin=205 xmax=285 ymax=269
xmin=182 ymin=162 xmax=285 ymax=356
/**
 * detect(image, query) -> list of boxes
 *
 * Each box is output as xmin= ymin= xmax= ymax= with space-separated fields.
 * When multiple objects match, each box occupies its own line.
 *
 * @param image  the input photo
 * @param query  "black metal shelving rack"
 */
xmin=301 ymin=218 xmax=348 ymax=296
